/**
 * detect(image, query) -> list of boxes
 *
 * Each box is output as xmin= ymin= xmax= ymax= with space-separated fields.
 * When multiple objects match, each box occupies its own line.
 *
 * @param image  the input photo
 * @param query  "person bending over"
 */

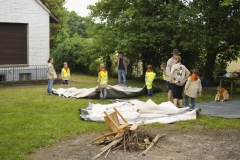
xmin=215 ymin=86 xmax=229 ymax=102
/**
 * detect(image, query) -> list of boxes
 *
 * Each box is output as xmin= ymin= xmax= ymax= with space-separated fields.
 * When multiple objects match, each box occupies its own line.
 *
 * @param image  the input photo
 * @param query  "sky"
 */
xmin=64 ymin=0 xmax=99 ymax=17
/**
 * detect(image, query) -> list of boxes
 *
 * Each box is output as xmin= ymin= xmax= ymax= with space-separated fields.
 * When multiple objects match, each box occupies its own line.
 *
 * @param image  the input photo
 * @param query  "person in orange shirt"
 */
xmin=214 ymin=86 xmax=229 ymax=102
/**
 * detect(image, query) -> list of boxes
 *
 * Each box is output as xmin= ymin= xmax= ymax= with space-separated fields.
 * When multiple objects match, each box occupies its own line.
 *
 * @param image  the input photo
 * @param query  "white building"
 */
xmin=0 ymin=0 xmax=59 ymax=81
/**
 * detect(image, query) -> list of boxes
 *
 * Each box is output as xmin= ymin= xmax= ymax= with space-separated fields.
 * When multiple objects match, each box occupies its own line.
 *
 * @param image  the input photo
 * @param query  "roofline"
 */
xmin=35 ymin=0 xmax=51 ymax=14
xmin=35 ymin=0 xmax=60 ymax=23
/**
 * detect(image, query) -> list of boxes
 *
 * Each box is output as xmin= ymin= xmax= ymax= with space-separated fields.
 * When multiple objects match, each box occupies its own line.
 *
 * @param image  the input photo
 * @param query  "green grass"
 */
xmin=0 ymin=74 xmax=240 ymax=160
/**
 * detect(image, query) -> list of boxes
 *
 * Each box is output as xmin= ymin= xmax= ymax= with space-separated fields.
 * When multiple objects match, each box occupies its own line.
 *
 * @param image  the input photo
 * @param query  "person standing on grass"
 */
xmin=145 ymin=65 xmax=156 ymax=97
xmin=169 ymin=56 xmax=190 ymax=108
xmin=61 ymin=62 xmax=70 ymax=88
xmin=185 ymin=69 xmax=202 ymax=109
xmin=166 ymin=49 xmax=181 ymax=101
xmin=47 ymin=58 xmax=57 ymax=95
xmin=160 ymin=63 xmax=167 ymax=92
xmin=97 ymin=64 xmax=108 ymax=100
xmin=116 ymin=52 xmax=130 ymax=86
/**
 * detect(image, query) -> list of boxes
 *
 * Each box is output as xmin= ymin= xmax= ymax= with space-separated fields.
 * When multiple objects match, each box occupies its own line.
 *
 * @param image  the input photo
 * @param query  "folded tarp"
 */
xmin=80 ymin=99 xmax=200 ymax=124
xmin=52 ymin=85 xmax=161 ymax=99
xmin=196 ymin=100 xmax=240 ymax=118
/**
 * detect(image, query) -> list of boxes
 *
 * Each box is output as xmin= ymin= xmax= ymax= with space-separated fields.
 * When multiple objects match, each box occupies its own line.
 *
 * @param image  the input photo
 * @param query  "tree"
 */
xmin=51 ymin=34 xmax=98 ymax=72
xmin=67 ymin=11 xmax=94 ymax=38
xmin=89 ymin=0 xmax=240 ymax=79
xmin=185 ymin=0 xmax=240 ymax=79
xmin=89 ymin=0 xmax=189 ymax=76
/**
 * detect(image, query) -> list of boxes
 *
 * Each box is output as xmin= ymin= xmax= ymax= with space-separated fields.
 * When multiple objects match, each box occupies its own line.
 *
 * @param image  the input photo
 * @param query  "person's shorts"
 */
xmin=172 ymin=83 xmax=183 ymax=99
xmin=62 ymin=80 xmax=68 ymax=84
xmin=166 ymin=81 xmax=172 ymax=92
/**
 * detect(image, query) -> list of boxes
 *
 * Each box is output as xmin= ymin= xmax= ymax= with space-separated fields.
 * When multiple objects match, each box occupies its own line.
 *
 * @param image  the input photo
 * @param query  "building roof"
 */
xmin=37 ymin=0 xmax=60 ymax=23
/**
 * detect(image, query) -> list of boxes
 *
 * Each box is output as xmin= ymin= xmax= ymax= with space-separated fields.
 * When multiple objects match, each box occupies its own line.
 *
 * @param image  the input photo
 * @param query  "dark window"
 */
xmin=0 ymin=74 xmax=5 ymax=81
xmin=0 ymin=23 xmax=27 ymax=65
xmin=19 ymin=73 xmax=31 ymax=81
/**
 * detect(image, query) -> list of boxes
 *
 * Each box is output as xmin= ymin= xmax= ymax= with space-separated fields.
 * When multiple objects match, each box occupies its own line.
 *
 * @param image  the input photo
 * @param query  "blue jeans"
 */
xmin=147 ymin=89 xmax=153 ymax=96
xmin=185 ymin=95 xmax=195 ymax=108
xmin=47 ymin=79 xmax=54 ymax=94
xmin=118 ymin=70 xmax=126 ymax=85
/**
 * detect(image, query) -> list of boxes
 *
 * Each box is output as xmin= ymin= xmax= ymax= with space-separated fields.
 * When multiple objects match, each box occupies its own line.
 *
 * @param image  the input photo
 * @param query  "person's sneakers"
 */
xmin=187 ymin=107 xmax=194 ymax=111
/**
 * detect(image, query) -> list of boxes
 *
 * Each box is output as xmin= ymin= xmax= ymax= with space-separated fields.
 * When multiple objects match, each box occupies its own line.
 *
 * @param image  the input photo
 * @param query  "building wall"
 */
xmin=0 ymin=0 xmax=50 ymax=66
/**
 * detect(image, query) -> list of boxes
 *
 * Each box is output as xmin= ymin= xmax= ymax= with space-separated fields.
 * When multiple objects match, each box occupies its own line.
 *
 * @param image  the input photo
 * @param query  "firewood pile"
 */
xmin=91 ymin=108 xmax=165 ymax=160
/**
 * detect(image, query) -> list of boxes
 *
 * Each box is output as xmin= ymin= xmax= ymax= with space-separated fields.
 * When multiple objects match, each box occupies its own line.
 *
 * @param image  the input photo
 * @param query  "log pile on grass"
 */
xmin=91 ymin=108 xmax=165 ymax=160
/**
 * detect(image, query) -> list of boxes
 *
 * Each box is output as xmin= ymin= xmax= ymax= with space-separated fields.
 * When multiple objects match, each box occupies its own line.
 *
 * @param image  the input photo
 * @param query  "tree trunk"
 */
xmin=204 ymin=52 xmax=217 ymax=80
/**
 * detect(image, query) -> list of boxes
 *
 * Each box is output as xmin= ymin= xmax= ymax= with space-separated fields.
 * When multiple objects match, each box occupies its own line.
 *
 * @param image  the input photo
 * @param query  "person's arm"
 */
xmin=169 ymin=65 xmax=175 ymax=83
xmin=68 ymin=69 xmax=70 ymax=80
xmin=97 ymin=74 xmax=101 ymax=87
xmin=49 ymin=65 xmax=56 ymax=79
xmin=61 ymin=70 xmax=64 ymax=80
xmin=185 ymin=78 xmax=190 ymax=91
xmin=165 ymin=59 xmax=171 ymax=77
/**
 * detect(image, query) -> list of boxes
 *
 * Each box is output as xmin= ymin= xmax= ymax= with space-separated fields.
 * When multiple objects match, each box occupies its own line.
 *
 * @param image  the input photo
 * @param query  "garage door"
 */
xmin=0 ymin=23 xmax=27 ymax=65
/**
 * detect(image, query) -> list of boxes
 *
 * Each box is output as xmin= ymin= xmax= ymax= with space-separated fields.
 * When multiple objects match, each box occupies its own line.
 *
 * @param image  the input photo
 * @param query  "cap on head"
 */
xmin=63 ymin=62 xmax=68 ymax=65
xmin=172 ymin=49 xmax=181 ymax=55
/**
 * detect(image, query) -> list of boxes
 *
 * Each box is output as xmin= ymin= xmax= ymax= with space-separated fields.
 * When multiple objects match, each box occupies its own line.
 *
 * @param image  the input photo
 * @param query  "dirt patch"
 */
xmin=29 ymin=127 xmax=240 ymax=160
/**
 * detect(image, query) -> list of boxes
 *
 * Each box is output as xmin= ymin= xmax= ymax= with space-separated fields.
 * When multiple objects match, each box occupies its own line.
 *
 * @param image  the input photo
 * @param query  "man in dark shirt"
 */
xmin=116 ymin=52 xmax=130 ymax=86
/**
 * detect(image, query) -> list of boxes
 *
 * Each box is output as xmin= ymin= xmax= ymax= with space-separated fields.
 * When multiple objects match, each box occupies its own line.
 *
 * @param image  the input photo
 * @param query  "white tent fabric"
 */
xmin=52 ymin=87 xmax=97 ymax=98
xmin=80 ymin=99 xmax=198 ymax=124
xmin=52 ymin=85 xmax=161 ymax=99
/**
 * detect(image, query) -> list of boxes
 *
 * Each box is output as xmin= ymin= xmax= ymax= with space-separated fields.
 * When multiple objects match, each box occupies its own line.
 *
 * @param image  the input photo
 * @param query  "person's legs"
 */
xmin=173 ymin=99 xmax=178 ymax=107
xmin=147 ymin=89 xmax=151 ymax=96
xmin=167 ymin=82 xmax=172 ymax=101
xmin=118 ymin=70 xmax=122 ymax=84
xmin=172 ymin=84 xmax=178 ymax=106
xmin=178 ymin=85 xmax=183 ymax=108
xmin=99 ymin=88 xmax=103 ymax=99
xmin=121 ymin=70 xmax=126 ymax=86
xmin=165 ymin=81 xmax=168 ymax=93
xmin=185 ymin=95 xmax=189 ymax=107
xmin=48 ymin=79 xmax=54 ymax=94
xmin=47 ymin=79 xmax=50 ymax=94
xmin=65 ymin=80 xmax=68 ymax=88
xmin=178 ymin=99 xmax=183 ymax=108
xmin=103 ymin=88 xmax=107 ymax=99
xmin=191 ymin=97 xmax=195 ymax=108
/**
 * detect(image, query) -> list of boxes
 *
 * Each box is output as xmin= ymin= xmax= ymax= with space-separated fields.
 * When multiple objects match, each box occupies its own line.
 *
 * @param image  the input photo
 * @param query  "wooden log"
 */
xmin=92 ymin=138 xmax=123 ymax=160
xmin=138 ymin=134 xmax=165 ymax=156
xmin=104 ymin=148 xmax=111 ymax=158
xmin=113 ymin=134 xmax=137 ymax=154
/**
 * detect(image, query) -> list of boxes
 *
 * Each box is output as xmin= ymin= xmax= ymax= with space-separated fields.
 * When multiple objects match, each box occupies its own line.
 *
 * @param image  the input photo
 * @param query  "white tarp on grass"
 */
xmin=80 ymin=99 xmax=199 ymax=124
xmin=52 ymin=85 xmax=161 ymax=99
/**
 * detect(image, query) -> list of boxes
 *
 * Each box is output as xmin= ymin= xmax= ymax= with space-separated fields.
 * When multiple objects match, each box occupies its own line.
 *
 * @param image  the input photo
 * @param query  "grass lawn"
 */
xmin=0 ymin=74 xmax=240 ymax=160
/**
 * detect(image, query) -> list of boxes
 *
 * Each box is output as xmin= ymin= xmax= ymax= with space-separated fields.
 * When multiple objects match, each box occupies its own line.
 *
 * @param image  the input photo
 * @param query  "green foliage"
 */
xmin=67 ymin=11 xmax=94 ymax=38
xmin=51 ymin=35 xmax=98 ymax=72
